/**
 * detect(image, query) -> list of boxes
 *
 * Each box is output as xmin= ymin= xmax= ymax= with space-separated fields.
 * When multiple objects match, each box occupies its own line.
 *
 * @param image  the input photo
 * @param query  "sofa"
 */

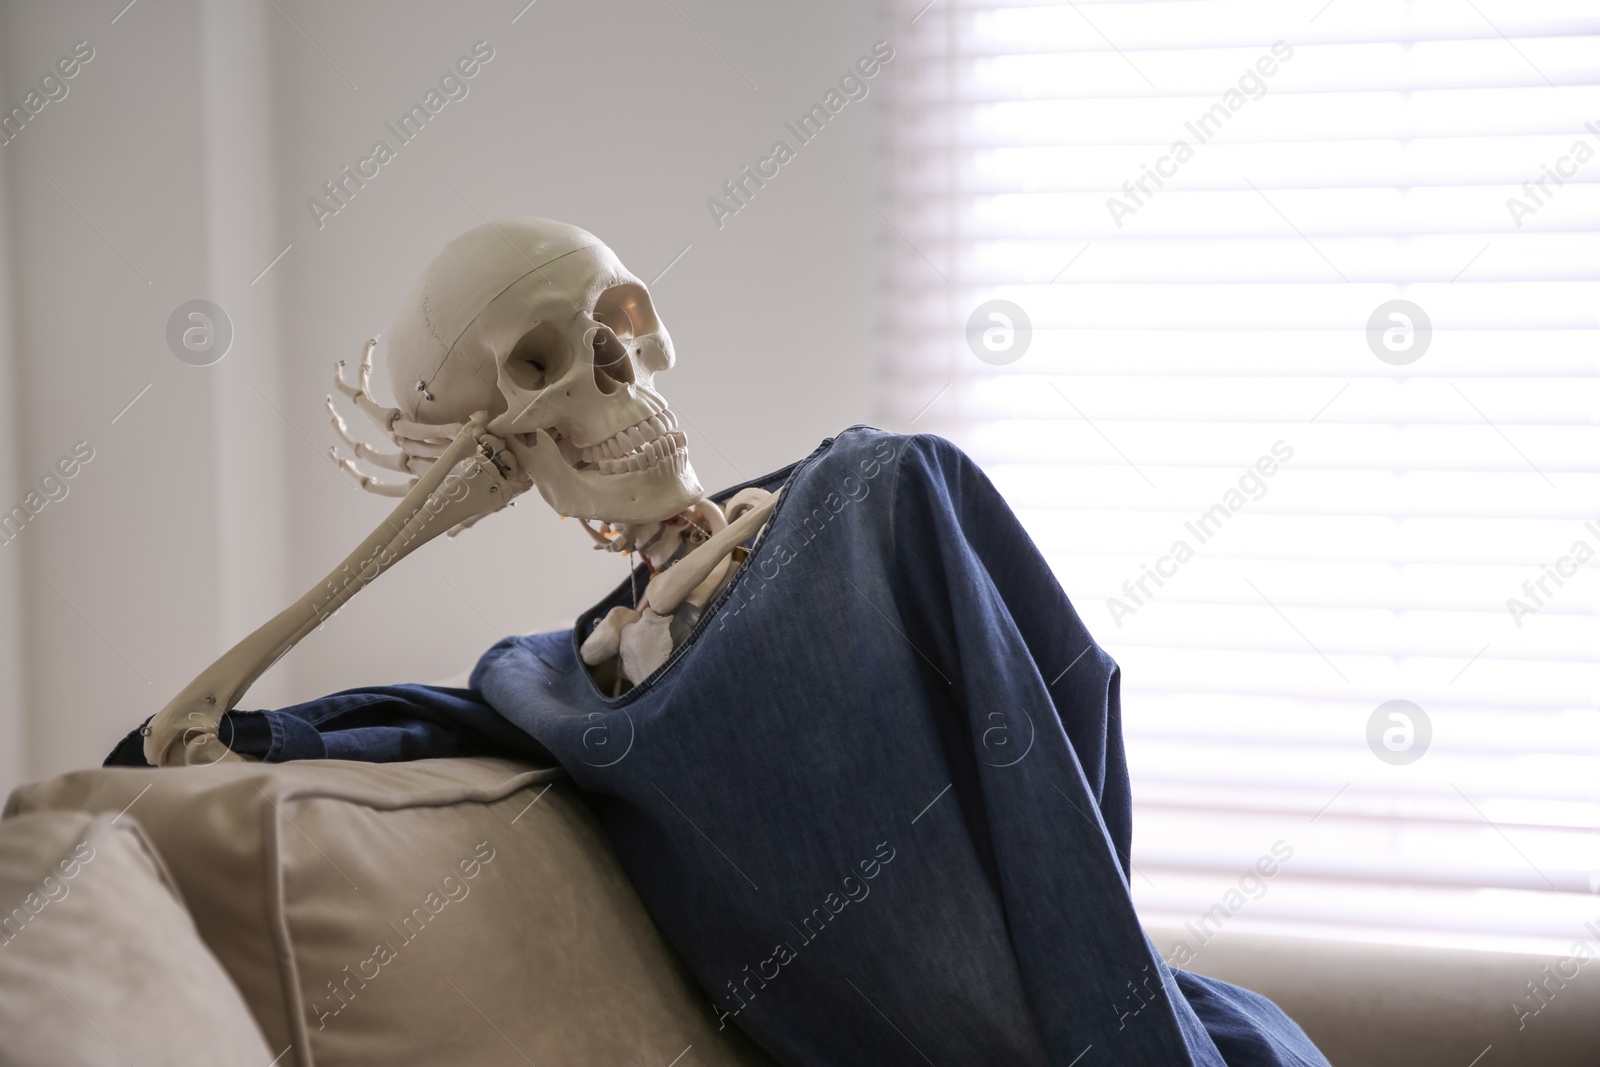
xmin=2 ymin=756 xmax=1593 ymax=1065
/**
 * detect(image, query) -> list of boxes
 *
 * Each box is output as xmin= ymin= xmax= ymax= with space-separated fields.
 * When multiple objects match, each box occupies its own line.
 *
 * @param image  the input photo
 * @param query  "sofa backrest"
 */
xmin=7 ymin=758 xmax=774 ymax=1067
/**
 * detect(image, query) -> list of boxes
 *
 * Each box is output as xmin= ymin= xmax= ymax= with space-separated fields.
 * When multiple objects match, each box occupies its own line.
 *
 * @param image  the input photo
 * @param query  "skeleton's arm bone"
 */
xmin=142 ymin=415 xmax=522 ymax=767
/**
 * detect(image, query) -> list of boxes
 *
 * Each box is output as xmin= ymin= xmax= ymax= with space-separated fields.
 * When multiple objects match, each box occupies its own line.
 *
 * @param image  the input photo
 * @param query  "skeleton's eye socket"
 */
xmin=594 ymin=283 xmax=657 ymax=342
xmin=505 ymin=322 xmax=566 ymax=391
xmin=594 ymin=308 xmax=633 ymax=340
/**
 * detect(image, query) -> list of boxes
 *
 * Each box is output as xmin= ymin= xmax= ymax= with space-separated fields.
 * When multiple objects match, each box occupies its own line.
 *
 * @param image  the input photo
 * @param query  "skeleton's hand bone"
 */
xmin=326 ymin=344 xmax=460 ymax=499
xmin=142 ymin=414 xmax=525 ymax=767
xmin=333 ymin=339 xmax=464 ymax=446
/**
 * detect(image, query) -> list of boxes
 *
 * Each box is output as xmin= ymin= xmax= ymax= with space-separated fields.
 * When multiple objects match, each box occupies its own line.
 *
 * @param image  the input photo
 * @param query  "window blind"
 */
xmin=879 ymin=0 xmax=1600 ymax=955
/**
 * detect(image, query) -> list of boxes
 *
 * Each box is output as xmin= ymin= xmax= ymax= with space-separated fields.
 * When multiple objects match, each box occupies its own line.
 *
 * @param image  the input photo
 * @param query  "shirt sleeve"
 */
xmin=102 ymin=683 xmax=555 ymax=767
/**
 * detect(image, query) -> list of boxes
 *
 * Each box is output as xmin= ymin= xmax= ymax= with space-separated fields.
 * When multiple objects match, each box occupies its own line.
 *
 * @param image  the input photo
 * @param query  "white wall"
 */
xmin=0 ymin=24 xmax=23 ymax=791
xmin=0 ymin=0 xmax=882 ymax=792
xmin=0 ymin=0 xmax=247 ymax=792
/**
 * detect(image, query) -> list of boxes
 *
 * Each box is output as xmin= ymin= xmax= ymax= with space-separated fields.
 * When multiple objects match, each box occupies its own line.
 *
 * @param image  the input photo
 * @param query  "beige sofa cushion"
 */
xmin=7 ymin=758 xmax=772 ymax=1067
xmin=0 ymin=809 xmax=274 ymax=1067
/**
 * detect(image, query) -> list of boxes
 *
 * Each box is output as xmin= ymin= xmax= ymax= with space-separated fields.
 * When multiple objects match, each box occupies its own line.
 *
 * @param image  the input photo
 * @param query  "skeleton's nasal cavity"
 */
xmin=592 ymin=329 xmax=634 ymax=394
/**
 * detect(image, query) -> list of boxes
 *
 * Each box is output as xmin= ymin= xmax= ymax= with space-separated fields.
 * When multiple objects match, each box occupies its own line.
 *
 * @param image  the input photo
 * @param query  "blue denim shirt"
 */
xmin=109 ymin=426 xmax=1328 ymax=1067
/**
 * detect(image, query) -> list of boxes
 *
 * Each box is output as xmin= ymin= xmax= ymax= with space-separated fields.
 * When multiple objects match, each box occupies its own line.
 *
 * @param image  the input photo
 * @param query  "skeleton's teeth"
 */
xmin=569 ymin=413 xmax=687 ymax=475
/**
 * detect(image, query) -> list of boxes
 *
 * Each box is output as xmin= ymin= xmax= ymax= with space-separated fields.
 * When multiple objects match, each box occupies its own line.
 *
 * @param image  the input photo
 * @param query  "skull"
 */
xmin=381 ymin=218 xmax=703 ymax=524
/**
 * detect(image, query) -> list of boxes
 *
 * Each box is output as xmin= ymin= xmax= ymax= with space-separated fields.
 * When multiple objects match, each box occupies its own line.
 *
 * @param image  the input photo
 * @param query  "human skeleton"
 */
xmin=142 ymin=219 xmax=778 ymax=767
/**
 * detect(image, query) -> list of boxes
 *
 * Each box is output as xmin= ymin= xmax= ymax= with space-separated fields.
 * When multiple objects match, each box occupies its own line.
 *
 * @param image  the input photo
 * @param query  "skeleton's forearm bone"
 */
xmin=143 ymin=416 xmax=521 ymax=767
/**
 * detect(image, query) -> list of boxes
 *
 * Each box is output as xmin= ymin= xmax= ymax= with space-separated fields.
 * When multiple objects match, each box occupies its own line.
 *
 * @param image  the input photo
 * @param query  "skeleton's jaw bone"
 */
xmin=498 ymin=424 xmax=702 ymax=525
xmin=142 ymin=415 xmax=524 ymax=767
